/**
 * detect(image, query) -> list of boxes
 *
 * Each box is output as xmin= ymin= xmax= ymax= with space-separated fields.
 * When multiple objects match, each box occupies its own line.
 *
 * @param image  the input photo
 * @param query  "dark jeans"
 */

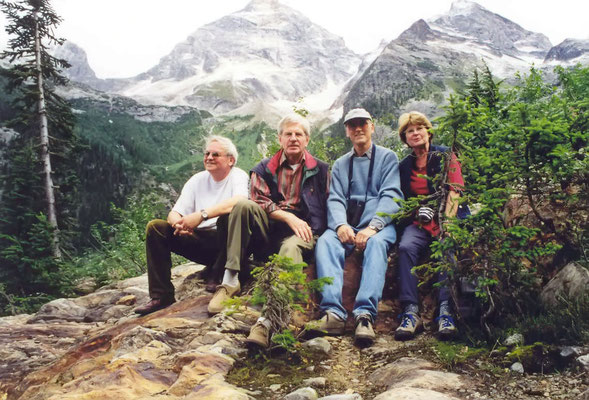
xmin=145 ymin=219 xmax=220 ymax=300
xmin=397 ymin=224 xmax=450 ymax=306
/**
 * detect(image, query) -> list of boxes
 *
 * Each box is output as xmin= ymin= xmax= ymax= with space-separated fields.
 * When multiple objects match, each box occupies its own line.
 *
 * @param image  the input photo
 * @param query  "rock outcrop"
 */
xmin=541 ymin=262 xmax=589 ymax=308
xmin=1 ymin=261 xmax=587 ymax=399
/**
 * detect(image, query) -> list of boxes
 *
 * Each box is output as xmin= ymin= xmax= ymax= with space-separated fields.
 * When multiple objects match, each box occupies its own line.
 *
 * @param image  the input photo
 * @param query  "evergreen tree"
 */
xmin=0 ymin=0 xmax=77 ymax=257
xmin=0 ymin=0 xmax=79 ymax=313
xmin=433 ymin=65 xmax=589 ymax=339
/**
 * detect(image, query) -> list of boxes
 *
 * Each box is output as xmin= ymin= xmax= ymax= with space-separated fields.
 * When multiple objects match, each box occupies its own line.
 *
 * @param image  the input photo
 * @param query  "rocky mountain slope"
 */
xmin=338 ymin=0 xmax=555 ymax=119
xmin=61 ymin=0 xmax=361 ymax=119
xmin=56 ymin=0 xmax=589 ymax=125
xmin=544 ymin=38 xmax=589 ymax=64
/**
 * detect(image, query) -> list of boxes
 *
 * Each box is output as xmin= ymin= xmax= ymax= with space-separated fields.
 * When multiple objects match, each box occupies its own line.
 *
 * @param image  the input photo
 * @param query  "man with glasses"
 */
xmin=134 ymin=135 xmax=249 ymax=315
xmin=208 ymin=114 xmax=330 ymax=348
xmin=307 ymin=108 xmax=403 ymax=346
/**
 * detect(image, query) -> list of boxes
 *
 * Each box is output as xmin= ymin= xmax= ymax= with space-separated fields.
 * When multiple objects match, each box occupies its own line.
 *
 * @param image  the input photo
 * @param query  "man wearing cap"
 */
xmin=308 ymin=108 xmax=403 ymax=346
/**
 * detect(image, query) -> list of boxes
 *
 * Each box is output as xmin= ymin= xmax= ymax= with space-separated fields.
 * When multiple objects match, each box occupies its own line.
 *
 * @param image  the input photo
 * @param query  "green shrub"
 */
xmin=388 ymin=64 xmax=588 ymax=343
xmin=227 ymin=255 xmax=332 ymax=351
xmin=70 ymin=192 xmax=183 ymax=288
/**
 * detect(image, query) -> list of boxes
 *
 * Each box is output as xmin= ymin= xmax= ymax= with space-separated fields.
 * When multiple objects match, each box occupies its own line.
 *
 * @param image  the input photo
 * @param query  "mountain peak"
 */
xmin=111 ymin=0 xmax=360 ymax=115
xmin=398 ymin=19 xmax=436 ymax=41
xmin=448 ymin=0 xmax=482 ymax=16
xmin=243 ymin=0 xmax=283 ymax=12
xmin=545 ymin=38 xmax=589 ymax=62
xmin=430 ymin=1 xmax=551 ymax=57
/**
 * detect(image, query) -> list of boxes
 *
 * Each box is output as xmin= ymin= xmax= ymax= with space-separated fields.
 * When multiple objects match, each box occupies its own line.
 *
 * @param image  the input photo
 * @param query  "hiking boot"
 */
xmin=437 ymin=314 xmax=457 ymax=340
xmin=354 ymin=314 xmax=375 ymax=346
xmin=246 ymin=321 xmax=270 ymax=349
xmin=207 ymin=282 xmax=240 ymax=315
xmin=394 ymin=312 xmax=423 ymax=341
xmin=134 ymin=297 xmax=175 ymax=316
xmin=305 ymin=311 xmax=346 ymax=337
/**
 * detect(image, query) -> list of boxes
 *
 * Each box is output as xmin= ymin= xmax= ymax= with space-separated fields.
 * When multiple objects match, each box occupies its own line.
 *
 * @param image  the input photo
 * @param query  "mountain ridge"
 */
xmin=54 ymin=0 xmax=589 ymax=123
xmin=65 ymin=0 xmax=361 ymax=120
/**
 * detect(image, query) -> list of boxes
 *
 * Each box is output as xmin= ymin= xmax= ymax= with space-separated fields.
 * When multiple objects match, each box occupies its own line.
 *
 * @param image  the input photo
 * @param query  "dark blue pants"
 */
xmin=397 ymin=224 xmax=450 ymax=305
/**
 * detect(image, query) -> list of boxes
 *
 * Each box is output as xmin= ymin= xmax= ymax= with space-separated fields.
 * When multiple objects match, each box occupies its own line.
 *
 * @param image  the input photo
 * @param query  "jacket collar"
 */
xmin=266 ymin=149 xmax=318 ymax=175
xmin=406 ymin=144 xmax=446 ymax=167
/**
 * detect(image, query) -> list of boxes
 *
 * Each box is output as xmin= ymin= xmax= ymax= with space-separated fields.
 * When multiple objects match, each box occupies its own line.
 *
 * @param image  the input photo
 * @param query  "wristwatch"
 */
xmin=368 ymin=220 xmax=384 ymax=232
xmin=200 ymin=209 xmax=209 ymax=221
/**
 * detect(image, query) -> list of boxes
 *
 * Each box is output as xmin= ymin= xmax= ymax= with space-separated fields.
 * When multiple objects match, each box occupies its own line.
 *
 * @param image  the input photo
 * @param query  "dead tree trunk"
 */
xmin=34 ymin=13 xmax=61 ymax=259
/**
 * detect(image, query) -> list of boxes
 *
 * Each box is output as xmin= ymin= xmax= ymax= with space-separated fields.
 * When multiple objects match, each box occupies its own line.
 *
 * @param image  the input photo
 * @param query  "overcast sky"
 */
xmin=1 ymin=0 xmax=588 ymax=79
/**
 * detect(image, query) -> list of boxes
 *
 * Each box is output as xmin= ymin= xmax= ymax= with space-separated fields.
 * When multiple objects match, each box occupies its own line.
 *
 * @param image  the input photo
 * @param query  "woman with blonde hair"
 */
xmin=394 ymin=111 xmax=465 ymax=341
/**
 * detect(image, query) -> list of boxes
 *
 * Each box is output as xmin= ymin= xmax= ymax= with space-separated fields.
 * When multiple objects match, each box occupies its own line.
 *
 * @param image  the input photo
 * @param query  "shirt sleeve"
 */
xmin=447 ymin=153 xmax=465 ymax=192
xmin=232 ymin=168 xmax=250 ymax=198
xmin=250 ymin=172 xmax=279 ymax=214
xmin=370 ymin=150 xmax=404 ymax=228
xmin=172 ymin=177 xmax=196 ymax=216
xmin=327 ymin=158 xmax=349 ymax=231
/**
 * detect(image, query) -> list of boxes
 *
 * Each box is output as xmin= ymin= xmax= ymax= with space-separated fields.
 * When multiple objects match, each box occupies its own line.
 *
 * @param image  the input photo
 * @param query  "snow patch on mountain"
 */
xmin=110 ymin=0 xmax=361 ymax=117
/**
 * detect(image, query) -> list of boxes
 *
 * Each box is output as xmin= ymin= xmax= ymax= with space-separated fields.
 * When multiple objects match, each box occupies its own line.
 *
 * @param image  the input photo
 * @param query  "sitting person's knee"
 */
xmin=398 ymin=241 xmax=413 ymax=254
xmin=146 ymin=219 xmax=168 ymax=235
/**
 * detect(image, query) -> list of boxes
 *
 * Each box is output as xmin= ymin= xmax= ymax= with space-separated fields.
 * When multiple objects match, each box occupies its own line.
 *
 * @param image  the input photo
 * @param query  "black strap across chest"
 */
xmin=346 ymin=143 xmax=376 ymax=202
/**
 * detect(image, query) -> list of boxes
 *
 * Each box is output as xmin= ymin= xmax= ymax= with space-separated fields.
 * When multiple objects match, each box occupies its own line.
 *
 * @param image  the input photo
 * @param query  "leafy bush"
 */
xmin=389 ymin=64 xmax=588 ymax=343
xmin=0 ymin=213 xmax=70 ymax=314
xmin=429 ymin=65 xmax=589 ymax=341
xmin=518 ymin=294 xmax=589 ymax=344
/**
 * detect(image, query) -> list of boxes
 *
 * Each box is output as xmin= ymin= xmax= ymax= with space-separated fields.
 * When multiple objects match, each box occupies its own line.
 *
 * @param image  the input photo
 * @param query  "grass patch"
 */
xmin=432 ymin=341 xmax=487 ymax=369
xmin=227 ymin=348 xmax=325 ymax=396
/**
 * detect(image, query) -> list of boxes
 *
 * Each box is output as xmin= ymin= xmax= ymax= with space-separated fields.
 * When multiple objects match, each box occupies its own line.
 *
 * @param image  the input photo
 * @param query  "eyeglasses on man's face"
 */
xmin=204 ymin=151 xmax=227 ymax=158
xmin=345 ymin=119 xmax=369 ymax=129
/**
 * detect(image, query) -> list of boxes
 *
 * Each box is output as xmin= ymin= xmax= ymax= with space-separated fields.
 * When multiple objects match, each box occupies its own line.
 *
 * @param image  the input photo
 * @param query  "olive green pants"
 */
xmin=214 ymin=199 xmax=315 ymax=273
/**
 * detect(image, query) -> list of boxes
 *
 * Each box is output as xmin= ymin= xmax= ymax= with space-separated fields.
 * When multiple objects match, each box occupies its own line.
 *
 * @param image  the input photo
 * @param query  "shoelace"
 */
xmin=435 ymin=315 xmax=455 ymax=329
xmin=398 ymin=313 xmax=417 ymax=328
xmin=357 ymin=316 xmax=371 ymax=328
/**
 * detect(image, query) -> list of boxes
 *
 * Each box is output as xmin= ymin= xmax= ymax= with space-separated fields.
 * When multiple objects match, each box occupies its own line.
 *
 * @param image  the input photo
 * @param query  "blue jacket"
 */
xmin=251 ymin=149 xmax=329 ymax=235
xmin=328 ymin=145 xmax=403 ymax=230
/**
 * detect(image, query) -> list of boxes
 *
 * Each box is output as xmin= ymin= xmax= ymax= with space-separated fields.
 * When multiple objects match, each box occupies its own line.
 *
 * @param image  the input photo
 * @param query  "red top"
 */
xmin=410 ymin=153 xmax=464 ymax=236
xmin=250 ymin=154 xmax=305 ymax=214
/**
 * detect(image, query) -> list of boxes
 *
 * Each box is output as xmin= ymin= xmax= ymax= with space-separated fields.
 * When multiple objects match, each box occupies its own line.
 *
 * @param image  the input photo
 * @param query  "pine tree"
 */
xmin=0 ymin=0 xmax=79 ymax=313
xmin=0 ymin=0 xmax=76 ymax=257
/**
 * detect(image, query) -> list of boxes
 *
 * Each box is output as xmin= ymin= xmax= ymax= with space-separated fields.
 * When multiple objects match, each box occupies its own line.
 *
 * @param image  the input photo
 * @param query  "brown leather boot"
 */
xmin=134 ymin=297 xmax=175 ymax=315
xmin=246 ymin=321 xmax=270 ymax=348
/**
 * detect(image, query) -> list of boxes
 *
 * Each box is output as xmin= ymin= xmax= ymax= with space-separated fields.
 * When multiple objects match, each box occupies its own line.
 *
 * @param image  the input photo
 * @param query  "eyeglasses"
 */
xmin=345 ymin=119 xmax=369 ymax=128
xmin=204 ymin=151 xmax=227 ymax=158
